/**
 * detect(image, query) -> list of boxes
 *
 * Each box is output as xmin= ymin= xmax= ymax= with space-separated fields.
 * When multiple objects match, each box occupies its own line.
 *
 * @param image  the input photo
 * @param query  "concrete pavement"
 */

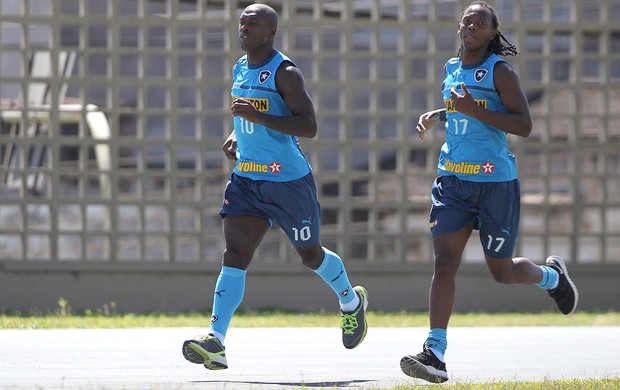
xmin=1 ymin=326 xmax=619 ymax=389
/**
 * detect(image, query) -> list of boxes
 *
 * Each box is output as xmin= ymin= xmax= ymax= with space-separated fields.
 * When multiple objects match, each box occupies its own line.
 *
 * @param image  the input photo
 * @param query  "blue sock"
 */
xmin=425 ymin=328 xmax=447 ymax=361
xmin=313 ymin=247 xmax=355 ymax=304
xmin=210 ymin=266 xmax=246 ymax=341
xmin=537 ymin=265 xmax=559 ymax=290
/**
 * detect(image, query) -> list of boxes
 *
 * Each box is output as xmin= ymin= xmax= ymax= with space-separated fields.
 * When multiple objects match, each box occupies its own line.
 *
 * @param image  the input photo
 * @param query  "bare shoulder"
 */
xmin=275 ymin=61 xmax=305 ymax=95
xmin=493 ymin=61 xmax=522 ymax=91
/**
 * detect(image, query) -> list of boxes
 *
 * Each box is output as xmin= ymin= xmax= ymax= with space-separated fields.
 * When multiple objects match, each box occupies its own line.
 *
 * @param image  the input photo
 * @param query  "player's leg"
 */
xmin=183 ymin=174 xmax=270 ymax=370
xmin=182 ymin=214 xmax=268 ymax=370
xmin=213 ymin=214 xmax=269 ymax=339
xmin=295 ymin=243 xmax=369 ymax=349
xmin=400 ymin=226 xmax=470 ymax=383
xmin=485 ymin=253 xmax=577 ymax=315
xmin=479 ymin=179 xmax=577 ymax=314
xmin=268 ymin=173 xmax=369 ymax=349
xmin=401 ymin=176 xmax=474 ymax=383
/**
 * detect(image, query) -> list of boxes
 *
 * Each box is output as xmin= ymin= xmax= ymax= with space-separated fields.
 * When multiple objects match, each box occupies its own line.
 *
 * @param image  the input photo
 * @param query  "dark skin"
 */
xmin=221 ymin=4 xmax=323 ymax=271
xmin=415 ymin=5 xmax=541 ymax=330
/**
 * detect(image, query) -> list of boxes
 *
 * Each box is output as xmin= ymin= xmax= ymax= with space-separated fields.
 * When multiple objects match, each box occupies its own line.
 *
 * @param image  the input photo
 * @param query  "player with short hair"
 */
xmin=400 ymin=1 xmax=578 ymax=383
xmin=182 ymin=3 xmax=368 ymax=371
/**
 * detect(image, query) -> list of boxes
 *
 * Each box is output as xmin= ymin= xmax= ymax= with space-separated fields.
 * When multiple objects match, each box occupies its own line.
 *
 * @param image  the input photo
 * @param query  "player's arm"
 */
xmin=451 ymin=63 xmax=532 ymax=138
xmin=229 ymin=61 xmax=317 ymax=138
xmin=416 ymin=108 xmax=447 ymax=139
xmin=416 ymin=63 xmax=448 ymax=139
xmin=222 ymin=130 xmax=237 ymax=160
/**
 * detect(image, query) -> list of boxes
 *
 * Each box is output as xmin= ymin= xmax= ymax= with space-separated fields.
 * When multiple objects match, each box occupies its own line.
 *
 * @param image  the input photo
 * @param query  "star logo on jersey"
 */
xmin=259 ymin=69 xmax=272 ymax=84
xmin=474 ymin=68 xmax=488 ymax=82
xmin=482 ymin=162 xmax=495 ymax=173
xmin=268 ymin=162 xmax=282 ymax=173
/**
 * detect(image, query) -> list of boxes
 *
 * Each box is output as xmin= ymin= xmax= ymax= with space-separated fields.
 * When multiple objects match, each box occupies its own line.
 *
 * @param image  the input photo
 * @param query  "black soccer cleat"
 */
xmin=545 ymin=255 xmax=578 ymax=315
xmin=400 ymin=345 xmax=449 ymax=383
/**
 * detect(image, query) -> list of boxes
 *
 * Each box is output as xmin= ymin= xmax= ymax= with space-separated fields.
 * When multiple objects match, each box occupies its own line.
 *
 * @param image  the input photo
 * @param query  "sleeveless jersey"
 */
xmin=438 ymin=53 xmax=518 ymax=182
xmin=231 ymin=50 xmax=311 ymax=182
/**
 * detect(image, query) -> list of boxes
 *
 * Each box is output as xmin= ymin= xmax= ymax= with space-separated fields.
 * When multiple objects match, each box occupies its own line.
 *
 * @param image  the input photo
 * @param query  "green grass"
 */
xmin=1 ymin=301 xmax=618 ymax=329
xmin=386 ymin=378 xmax=620 ymax=389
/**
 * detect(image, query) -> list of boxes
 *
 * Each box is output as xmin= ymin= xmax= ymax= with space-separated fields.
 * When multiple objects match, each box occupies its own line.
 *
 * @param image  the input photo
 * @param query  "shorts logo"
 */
xmin=474 ymin=68 xmax=488 ymax=82
xmin=259 ymin=70 xmax=272 ymax=84
xmin=429 ymin=220 xmax=438 ymax=229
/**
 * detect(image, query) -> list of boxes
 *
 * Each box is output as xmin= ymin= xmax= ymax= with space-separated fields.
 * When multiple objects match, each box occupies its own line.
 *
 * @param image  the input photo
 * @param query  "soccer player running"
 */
xmin=182 ymin=4 xmax=368 ymax=371
xmin=400 ymin=1 xmax=578 ymax=383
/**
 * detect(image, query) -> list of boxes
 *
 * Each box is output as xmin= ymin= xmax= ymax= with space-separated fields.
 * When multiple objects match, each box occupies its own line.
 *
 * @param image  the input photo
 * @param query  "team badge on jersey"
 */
xmin=474 ymin=68 xmax=488 ymax=82
xmin=259 ymin=69 xmax=272 ymax=84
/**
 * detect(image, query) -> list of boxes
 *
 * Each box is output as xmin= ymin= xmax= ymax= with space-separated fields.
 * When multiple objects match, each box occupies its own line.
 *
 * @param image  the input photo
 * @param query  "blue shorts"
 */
xmin=429 ymin=175 xmax=520 ymax=258
xmin=219 ymin=173 xmax=321 ymax=248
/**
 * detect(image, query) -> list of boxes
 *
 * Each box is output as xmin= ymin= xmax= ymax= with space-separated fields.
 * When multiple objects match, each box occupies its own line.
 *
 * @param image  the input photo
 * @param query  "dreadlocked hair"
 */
xmin=492 ymin=30 xmax=518 ymax=56
xmin=458 ymin=1 xmax=519 ymax=57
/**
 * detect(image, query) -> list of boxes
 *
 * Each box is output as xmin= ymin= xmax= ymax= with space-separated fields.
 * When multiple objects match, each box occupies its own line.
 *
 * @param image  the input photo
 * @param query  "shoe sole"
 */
xmin=546 ymin=255 xmax=579 ymax=315
xmin=400 ymin=355 xmax=448 ymax=383
xmin=182 ymin=340 xmax=228 ymax=370
xmin=343 ymin=286 xmax=369 ymax=349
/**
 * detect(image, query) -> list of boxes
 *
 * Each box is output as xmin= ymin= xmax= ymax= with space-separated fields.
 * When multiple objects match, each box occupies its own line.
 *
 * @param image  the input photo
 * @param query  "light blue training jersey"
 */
xmin=439 ymin=53 xmax=518 ymax=182
xmin=231 ymin=50 xmax=312 ymax=182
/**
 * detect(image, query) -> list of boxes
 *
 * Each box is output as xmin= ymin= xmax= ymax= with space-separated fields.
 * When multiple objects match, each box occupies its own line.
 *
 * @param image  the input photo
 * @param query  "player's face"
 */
xmin=238 ymin=8 xmax=274 ymax=53
xmin=458 ymin=7 xmax=496 ymax=52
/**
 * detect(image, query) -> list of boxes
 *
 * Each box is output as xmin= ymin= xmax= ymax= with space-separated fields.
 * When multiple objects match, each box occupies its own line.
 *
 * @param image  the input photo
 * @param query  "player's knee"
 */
xmin=297 ymin=245 xmax=324 ymax=269
xmin=433 ymin=255 xmax=460 ymax=279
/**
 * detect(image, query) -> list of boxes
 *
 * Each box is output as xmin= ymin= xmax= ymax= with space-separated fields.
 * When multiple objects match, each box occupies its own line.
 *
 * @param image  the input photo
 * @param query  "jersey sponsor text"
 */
xmin=232 ymin=96 xmax=269 ymax=112
xmin=443 ymin=159 xmax=482 ymax=175
xmin=444 ymin=98 xmax=487 ymax=112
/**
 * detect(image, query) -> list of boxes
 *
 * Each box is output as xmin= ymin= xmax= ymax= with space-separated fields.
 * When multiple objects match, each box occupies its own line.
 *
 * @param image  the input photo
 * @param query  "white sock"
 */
xmin=340 ymin=292 xmax=360 ymax=313
xmin=210 ymin=330 xmax=225 ymax=345
xmin=429 ymin=347 xmax=445 ymax=362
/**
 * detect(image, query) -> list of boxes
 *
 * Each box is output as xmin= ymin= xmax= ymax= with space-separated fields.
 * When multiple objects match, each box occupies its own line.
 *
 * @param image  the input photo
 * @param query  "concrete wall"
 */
xmin=2 ymin=262 xmax=618 ymax=314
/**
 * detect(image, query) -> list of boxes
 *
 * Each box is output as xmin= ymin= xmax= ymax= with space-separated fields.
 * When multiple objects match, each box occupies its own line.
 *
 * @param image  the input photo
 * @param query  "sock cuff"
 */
xmin=221 ymin=265 xmax=247 ymax=278
xmin=537 ymin=265 xmax=558 ymax=289
xmin=426 ymin=328 xmax=448 ymax=355
xmin=314 ymin=247 xmax=339 ymax=274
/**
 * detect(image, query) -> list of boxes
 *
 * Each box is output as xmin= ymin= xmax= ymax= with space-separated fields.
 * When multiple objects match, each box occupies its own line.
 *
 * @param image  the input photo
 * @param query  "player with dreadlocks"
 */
xmin=400 ymin=1 xmax=578 ymax=383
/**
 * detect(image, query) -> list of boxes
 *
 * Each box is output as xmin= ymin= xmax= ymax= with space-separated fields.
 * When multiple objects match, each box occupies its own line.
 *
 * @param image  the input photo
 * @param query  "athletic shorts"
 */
xmin=219 ymin=172 xmax=321 ymax=248
xmin=429 ymin=175 xmax=520 ymax=258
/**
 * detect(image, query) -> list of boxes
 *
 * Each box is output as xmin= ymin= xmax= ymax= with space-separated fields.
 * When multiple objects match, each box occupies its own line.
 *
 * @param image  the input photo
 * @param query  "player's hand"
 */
xmin=230 ymin=98 xmax=260 ymax=122
xmin=450 ymin=82 xmax=478 ymax=116
xmin=416 ymin=109 xmax=443 ymax=139
xmin=222 ymin=132 xmax=237 ymax=161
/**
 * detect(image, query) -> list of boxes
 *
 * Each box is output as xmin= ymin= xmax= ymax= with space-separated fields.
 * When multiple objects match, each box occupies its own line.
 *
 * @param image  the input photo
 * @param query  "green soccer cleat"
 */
xmin=341 ymin=285 xmax=369 ymax=349
xmin=182 ymin=334 xmax=228 ymax=370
